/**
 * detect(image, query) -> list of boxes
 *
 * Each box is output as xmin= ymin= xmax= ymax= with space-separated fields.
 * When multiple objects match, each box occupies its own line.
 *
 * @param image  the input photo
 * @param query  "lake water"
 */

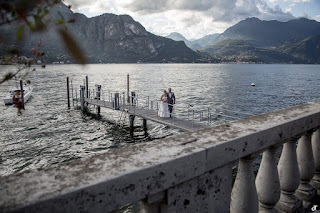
xmin=1 ymin=64 xmax=320 ymax=176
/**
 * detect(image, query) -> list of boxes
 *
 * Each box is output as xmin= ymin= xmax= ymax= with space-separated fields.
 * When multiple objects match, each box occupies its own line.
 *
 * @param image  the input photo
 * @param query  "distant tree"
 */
xmin=0 ymin=0 xmax=87 ymax=84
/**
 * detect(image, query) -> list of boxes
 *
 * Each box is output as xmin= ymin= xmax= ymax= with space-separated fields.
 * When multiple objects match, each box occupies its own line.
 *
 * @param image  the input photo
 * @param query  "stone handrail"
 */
xmin=1 ymin=101 xmax=320 ymax=212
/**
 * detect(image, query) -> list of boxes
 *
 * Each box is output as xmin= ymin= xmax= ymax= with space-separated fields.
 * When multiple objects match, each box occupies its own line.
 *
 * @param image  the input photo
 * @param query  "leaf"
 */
xmin=16 ymin=25 xmax=25 ymax=41
xmin=58 ymin=28 xmax=87 ymax=65
xmin=67 ymin=18 xmax=75 ymax=23
xmin=0 ymin=72 xmax=14 ymax=84
xmin=56 ymin=19 xmax=64 ymax=25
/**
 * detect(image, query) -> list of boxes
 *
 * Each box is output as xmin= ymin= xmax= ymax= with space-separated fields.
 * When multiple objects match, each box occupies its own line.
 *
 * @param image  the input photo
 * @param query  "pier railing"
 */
xmin=1 ymin=101 xmax=320 ymax=212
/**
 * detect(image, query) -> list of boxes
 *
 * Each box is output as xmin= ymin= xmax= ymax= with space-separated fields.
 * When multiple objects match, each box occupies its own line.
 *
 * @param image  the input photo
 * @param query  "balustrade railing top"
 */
xmin=1 ymin=101 xmax=320 ymax=212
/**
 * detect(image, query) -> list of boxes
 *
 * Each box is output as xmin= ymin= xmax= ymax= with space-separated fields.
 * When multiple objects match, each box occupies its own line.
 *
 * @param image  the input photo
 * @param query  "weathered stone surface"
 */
xmin=231 ymin=155 xmax=259 ymax=213
xmin=164 ymin=163 xmax=232 ymax=213
xmin=1 ymin=101 xmax=320 ymax=212
xmin=276 ymin=140 xmax=302 ymax=213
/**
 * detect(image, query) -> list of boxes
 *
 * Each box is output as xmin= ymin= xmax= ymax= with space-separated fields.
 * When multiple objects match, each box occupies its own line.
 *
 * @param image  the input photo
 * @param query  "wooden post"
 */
xmin=85 ymin=75 xmax=89 ymax=106
xmin=122 ymin=93 xmax=126 ymax=111
xmin=80 ymin=86 xmax=85 ymax=112
xmin=96 ymin=85 xmax=101 ymax=114
xmin=71 ymin=80 xmax=74 ymax=107
xmin=143 ymin=119 xmax=147 ymax=131
xmin=129 ymin=115 xmax=135 ymax=135
xmin=127 ymin=74 xmax=130 ymax=103
xmin=19 ymin=79 xmax=24 ymax=109
xmin=67 ymin=77 xmax=70 ymax=109
xmin=114 ymin=93 xmax=120 ymax=110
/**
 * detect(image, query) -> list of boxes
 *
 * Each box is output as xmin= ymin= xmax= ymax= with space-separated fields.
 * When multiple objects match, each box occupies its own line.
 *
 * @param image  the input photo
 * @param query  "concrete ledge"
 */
xmin=1 ymin=101 xmax=320 ymax=212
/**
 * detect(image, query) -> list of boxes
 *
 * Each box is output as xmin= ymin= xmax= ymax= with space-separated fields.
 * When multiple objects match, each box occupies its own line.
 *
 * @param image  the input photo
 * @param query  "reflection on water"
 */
xmin=0 ymin=64 xmax=320 ymax=176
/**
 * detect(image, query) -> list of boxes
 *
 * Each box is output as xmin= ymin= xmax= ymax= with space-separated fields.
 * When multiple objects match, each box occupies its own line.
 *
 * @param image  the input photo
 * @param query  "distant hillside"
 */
xmin=166 ymin=32 xmax=220 ymax=50
xmin=166 ymin=32 xmax=188 ymax=43
xmin=215 ymin=17 xmax=320 ymax=47
xmin=195 ymin=34 xmax=220 ymax=48
xmin=0 ymin=3 xmax=199 ymax=63
xmin=277 ymin=35 xmax=320 ymax=63
xmin=202 ymin=39 xmax=305 ymax=63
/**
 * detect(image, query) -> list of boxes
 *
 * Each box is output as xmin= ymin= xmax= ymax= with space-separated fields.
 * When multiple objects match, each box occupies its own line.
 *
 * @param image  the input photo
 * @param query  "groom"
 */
xmin=167 ymin=88 xmax=175 ymax=117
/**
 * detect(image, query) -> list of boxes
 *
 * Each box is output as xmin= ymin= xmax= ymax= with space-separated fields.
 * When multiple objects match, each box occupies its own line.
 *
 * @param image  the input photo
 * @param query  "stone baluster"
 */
xmin=295 ymin=131 xmax=316 ymax=209
xmin=140 ymin=192 xmax=166 ymax=213
xmin=256 ymin=146 xmax=280 ymax=212
xmin=231 ymin=154 xmax=258 ymax=213
xmin=311 ymin=128 xmax=320 ymax=194
xmin=276 ymin=139 xmax=302 ymax=212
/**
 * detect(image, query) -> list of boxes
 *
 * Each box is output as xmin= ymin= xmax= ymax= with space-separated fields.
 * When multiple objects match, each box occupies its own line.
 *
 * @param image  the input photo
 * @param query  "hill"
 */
xmin=166 ymin=32 xmax=220 ymax=50
xmin=277 ymin=35 xmax=320 ymax=63
xmin=0 ymin=3 xmax=199 ymax=63
xmin=202 ymin=39 xmax=305 ymax=63
xmin=215 ymin=17 xmax=320 ymax=47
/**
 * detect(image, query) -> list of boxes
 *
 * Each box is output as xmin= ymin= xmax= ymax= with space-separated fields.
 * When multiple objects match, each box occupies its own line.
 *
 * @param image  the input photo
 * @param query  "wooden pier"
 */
xmin=74 ymin=97 xmax=207 ymax=132
xmin=68 ymin=74 xmax=208 ymax=132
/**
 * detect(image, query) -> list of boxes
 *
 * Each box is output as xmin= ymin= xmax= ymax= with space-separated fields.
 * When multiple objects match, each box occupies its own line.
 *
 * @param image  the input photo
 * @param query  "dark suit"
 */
xmin=167 ymin=92 xmax=175 ymax=116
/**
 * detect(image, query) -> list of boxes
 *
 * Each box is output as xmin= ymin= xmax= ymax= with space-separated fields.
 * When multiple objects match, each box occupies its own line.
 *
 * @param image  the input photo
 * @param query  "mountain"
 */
xmin=202 ymin=39 xmax=305 ymax=63
xmin=166 ymin=32 xmax=188 ymax=43
xmin=215 ymin=17 xmax=320 ymax=47
xmin=166 ymin=32 xmax=220 ymax=50
xmin=0 ymin=3 xmax=199 ymax=63
xmin=277 ymin=35 xmax=320 ymax=63
xmin=195 ymin=34 xmax=220 ymax=48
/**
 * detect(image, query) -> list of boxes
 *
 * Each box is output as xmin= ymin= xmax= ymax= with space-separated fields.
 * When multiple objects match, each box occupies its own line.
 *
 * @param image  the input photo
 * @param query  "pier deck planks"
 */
xmin=74 ymin=98 xmax=207 ymax=132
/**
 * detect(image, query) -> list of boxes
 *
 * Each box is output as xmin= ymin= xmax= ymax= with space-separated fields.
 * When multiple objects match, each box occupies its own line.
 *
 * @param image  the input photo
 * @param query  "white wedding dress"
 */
xmin=158 ymin=96 xmax=170 ymax=118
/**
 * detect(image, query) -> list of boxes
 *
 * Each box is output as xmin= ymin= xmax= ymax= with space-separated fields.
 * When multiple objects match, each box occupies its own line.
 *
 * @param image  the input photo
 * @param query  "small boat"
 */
xmin=251 ymin=83 xmax=255 ymax=87
xmin=3 ymin=84 xmax=33 ymax=105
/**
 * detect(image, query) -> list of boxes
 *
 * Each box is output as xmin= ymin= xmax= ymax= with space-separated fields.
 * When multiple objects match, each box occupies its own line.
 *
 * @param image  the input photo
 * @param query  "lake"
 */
xmin=1 ymin=64 xmax=320 ymax=176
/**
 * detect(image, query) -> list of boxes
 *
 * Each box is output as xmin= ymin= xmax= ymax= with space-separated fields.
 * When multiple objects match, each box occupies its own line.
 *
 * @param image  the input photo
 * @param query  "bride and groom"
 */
xmin=158 ymin=88 xmax=175 ymax=118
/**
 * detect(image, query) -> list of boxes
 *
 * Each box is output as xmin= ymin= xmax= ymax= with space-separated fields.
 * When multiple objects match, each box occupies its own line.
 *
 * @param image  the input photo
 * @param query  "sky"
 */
xmin=63 ymin=0 xmax=320 ymax=40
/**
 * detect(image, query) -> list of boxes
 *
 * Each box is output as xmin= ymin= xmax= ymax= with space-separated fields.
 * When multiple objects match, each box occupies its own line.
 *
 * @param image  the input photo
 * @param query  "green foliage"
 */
xmin=16 ymin=25 xmax=25 ymax=41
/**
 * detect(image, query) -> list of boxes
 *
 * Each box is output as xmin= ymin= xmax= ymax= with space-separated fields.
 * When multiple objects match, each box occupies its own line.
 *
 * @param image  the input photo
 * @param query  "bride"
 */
xmin=158 ymin=90 xmax=170 ymax=118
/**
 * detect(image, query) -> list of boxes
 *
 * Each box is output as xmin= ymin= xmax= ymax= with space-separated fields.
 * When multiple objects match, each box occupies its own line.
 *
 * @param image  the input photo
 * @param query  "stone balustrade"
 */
xmin=1 ymin=101 xmax=320 ymax=213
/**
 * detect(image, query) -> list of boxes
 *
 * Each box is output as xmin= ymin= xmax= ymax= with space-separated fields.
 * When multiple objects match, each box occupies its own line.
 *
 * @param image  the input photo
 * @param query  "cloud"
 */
xmin=270 ymin=0 xmax=310 ymax=2
xmin=125 ymin=0 xmax=295 ymax=22
xmin=63 ymin=0 xmax=297 ymax=39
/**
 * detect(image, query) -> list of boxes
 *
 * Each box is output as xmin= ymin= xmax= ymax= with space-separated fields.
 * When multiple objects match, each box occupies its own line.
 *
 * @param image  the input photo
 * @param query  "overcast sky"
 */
xmin=63 ymin=0 xmax=320 ymax=40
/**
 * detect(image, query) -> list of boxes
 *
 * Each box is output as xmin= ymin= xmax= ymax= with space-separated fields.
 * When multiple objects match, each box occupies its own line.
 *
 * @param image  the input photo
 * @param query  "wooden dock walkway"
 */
xmin=74 ymin=97 xmax=208 ymax=132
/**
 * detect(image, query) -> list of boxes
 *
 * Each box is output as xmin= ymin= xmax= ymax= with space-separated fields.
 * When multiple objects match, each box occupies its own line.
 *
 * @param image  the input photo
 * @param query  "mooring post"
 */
xmin=19 ymin=79 xmax=24 ymax=109
xmin=127 ymin=74 xmax=130 ymax=103
xmin=122 ymin=93 xmax=126 ymax=111
xmin=67 ymin=76 xmax=70 ymax=109
xmin=143 ymin=118 xmax=147 ymax=131
xmin=96 ymin=85 xmax=101 ymax=114
xmin=129 ymin=115 xmax=135 ymax=135
xmin=114 ymin=93 xmax=120 ymax=110
xmin=71 ymin=80 xmax=74 ymax=107
xmin=85 ymin=75 xmax=88 ymax=106
xmin=157 ymin=102 xmax=159 ymax=118
xmin=80 ymin=86 xmax=85 ymax=112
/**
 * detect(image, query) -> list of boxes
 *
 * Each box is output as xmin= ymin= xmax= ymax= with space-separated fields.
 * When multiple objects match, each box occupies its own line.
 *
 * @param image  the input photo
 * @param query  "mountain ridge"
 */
xmin=0 ymin=3 xmax=200 ymax=63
